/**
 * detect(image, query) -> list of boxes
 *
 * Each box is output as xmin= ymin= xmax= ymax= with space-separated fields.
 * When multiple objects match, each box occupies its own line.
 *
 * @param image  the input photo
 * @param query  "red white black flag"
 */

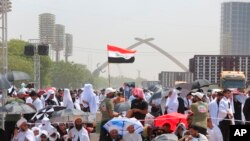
xmin=107 ymin=45 xmax=136 ymax=63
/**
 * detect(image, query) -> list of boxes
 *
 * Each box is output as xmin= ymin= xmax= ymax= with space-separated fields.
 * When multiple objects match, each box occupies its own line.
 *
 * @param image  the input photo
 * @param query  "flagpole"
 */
xmin=107 ymin=45 xmax=111 ymax=87
xmin=108 ymin=62 xmax=111 ymax=87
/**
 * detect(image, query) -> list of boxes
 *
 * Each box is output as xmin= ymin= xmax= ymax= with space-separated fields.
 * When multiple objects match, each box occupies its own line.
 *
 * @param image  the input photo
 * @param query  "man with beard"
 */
xmin=68 ymin=117 xmax=90 ymax=141
xmin=45 ymin=90 xmax=59 ymax=106
xmin=126 ymin=88 xmax=148 ymax=125
xmin=122 ymin=124 xmax=142 ymax=141
xmin=99 ymin=88 xmax=119 ymax=141
xmin=71 ymin=90 xmax=81 ymax=110
xmin=12 ymin=117 xmax=36 ymax=141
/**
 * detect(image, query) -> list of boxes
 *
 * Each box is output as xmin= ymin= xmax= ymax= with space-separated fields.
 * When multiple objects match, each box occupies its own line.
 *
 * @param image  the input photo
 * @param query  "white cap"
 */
xmin=16 ymin=117 xmax=27 ymax=128
xmin=108 ymin=126 xmax=118 ymax=132
xmin=192 ymin=92 xmax=204 ymax=100
xmin=47 ymin=90 xmax=55 ymax=95
xmin=105 ymin=88 xmax=116 ymax=95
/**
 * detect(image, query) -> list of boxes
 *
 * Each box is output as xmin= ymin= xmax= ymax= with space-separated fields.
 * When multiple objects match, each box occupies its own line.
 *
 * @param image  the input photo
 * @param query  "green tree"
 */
xmin=50 ymin=61 xmax=94 ymax=89
xmin=8 ymin=39 xmax=33 ymax=76
xmin=1 ymin=39 xmax=52 ymax=87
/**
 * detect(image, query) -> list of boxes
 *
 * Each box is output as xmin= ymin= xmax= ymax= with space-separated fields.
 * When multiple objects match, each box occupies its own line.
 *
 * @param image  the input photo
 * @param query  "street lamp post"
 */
xmin=0 ymin=0 xmax=11 ymax=130
xmin=0 ymin=0 xmax=11 ymax=74
xmin=28 ymin=39 xmax=41 ymax=90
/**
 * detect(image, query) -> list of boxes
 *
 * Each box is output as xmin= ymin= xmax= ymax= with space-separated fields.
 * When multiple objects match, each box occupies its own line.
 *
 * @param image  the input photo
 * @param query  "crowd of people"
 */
xmin=1 ymin=82 xmax=250 ymax=141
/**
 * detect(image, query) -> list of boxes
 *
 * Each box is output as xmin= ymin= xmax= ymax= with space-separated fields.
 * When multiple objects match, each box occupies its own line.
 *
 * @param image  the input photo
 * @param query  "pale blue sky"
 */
xmin=8 ymin=0 xmax=238 ymax=80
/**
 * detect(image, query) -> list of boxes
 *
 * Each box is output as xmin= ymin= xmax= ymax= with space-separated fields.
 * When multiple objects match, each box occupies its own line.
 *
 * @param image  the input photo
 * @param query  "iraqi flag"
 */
xmin=107 ymin=45 xmax=136 ymax=63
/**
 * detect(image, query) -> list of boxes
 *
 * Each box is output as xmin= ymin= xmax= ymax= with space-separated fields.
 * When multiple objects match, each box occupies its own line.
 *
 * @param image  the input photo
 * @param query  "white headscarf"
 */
xmin=174 ymin=123 xmax=186 ymax=137
xmin=48 ymin=127 xmax=60 ymax=141
xmin=63 ymin=88 xmax=74 ymax=109
xmin=31 ymin=126 xmax=41 ymax=141
xmin=81 ymin=84 xmax=98 ymax=113
xmin=45 ymin=90 xmax=59 ymax=105
xmin=166 ymin=89 xmax=179 ymax=113
xmin=38 ymin=117 xmax=54 ymax=131
xmin=16 ymin=117 xmax=27 ymax=128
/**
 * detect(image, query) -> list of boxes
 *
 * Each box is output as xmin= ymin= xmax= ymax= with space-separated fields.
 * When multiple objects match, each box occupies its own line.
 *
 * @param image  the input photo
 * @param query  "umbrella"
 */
xmin=5 ymin=71 xmax=31 ymax=82
xmin=149 ymin=91 xmax=162 ymax=101
xmin=179 ymin=89 xmax=191 ymax=97
xmin=31 ymin=105 xmax=66 ymax=121
xmin=0 ymin=102 xmax=36 ymax=114
xmin=103 ymin=117 xmax=143 ymax=135
xmin=0 ymin=74 xmax=11 ymax=89
xmin=114 ymin=101 xmax=131 ymax=113
xmin=175 ymin=83 xmax=192 ymax=91
xmin=191 ymin=79 xmax=211 ymax=90
xmin=148 ymin=85 xmax=162 ymax=93
xmin=154 ymin=112 xmax=188 ymax=131
xmin=153 ymin=134 xmax=178 ymax=141
xmin=50 ymin=108 xmax=91 ymax=123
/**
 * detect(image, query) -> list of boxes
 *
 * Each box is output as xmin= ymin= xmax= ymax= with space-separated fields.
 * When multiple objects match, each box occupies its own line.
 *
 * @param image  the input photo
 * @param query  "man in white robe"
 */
xmin=207 ymin=117 xmax=223 ymax=141
xmin=30 ymin=90 xmax=43 ymax=111
xmin=208 ymin=92 xmax=224 ymax=125
xmin=13 ymin=117 xmax=36 ymax=141
xmin=123 ymin=124 xmax=142 ymax=141
xmin=218 ymin=89 xmax=234 ymax=141
xmin=68 ymin=117 xmax=90 ymax=141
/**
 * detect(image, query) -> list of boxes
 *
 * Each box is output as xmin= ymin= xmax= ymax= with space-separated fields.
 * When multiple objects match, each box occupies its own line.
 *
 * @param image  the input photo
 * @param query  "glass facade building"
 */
xmin=220 ymin=2 xmax=250 ymax=55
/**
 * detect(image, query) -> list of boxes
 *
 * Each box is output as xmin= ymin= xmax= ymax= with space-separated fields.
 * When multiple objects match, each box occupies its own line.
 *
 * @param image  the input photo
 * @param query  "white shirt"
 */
xmin=32 ymin=97 xmax=43 ymax=111
xmin=123 ymin=133 xmax=142 ymax=141
xmin=74 ymin=98 xmax=81 ymax=110
xmin=26 ymin=97 xmax=33 ymax=104
xmin=218 ymin=97 xmax=233 ymax=124
xmin=16 ymin=129 xmax=36 ymax=141
xmin=207 ymin=124 xmax=223 ymax=141
xmin=68 ymin=127 xmax=90 ymax=141
xmin=208 ymin=99 xmax=219 ymax=125
xmin=184 ymin=97 xmax=192 ymax=109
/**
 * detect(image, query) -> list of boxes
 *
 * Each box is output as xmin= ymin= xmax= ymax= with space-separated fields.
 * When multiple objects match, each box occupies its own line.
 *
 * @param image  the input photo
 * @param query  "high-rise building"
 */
xmin=39 ymin=13 xmax=55 ymax=60
xmin=220 ymin=2 xmax=250 ymax=55
xmin=65 ymin=33 xmax=73 ymax=62
xmin=189 ymin=55 xmax=250 ymax=85
xmin=54 ymin=24 xmax=65 ymax=62
xmin=39 ymin=13 xmax=55 ymax=44
xmin=158 ymin=71 xmax=193 ymax=88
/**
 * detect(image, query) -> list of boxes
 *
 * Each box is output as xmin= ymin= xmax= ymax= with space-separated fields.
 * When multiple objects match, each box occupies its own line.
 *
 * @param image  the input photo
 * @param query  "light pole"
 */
xmin=0 ymin=0 xmax=11 ymax=130
xmin=0 ymin=0 xmax=11 ymax=74
xmin=28 ymin=39 xmax=41 ymax=90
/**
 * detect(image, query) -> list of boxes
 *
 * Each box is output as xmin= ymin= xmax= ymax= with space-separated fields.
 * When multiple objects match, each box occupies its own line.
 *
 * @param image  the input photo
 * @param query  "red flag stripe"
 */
xmin=107 ymin=45 xmax=136 ymax=54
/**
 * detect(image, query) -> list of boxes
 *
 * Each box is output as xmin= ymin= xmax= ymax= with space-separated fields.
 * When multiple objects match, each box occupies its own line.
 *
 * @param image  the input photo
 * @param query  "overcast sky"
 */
xmin=8 ymin=0 xmax=239 ymax=80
